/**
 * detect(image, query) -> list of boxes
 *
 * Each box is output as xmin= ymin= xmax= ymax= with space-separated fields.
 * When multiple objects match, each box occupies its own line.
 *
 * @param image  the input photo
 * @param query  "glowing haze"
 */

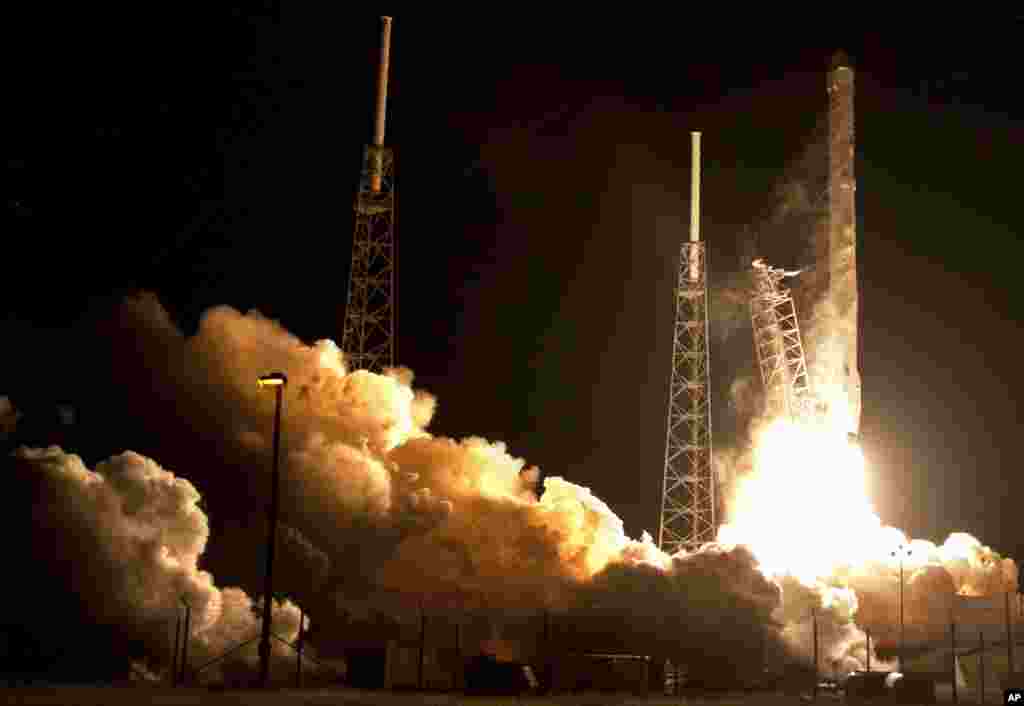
xmin=718 ymin=386 xmax=1018 ymax=597
xmin=717 ymin=382 xmax=1019 ymax=669
xmin=718 ymin=415 xmax=885 ymax=585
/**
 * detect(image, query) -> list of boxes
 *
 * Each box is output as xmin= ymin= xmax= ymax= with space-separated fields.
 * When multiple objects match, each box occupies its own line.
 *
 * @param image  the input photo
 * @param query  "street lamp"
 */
xmin=890 ymin=544 xmax=913 ymax=673
xmin=257 ymin=372 xmax=287 ymax=687
xmin=812 ymin=606 xmax=819 ymax=702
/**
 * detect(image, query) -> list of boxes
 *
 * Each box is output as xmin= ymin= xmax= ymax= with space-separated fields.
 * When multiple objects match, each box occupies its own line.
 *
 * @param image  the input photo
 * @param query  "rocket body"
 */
xmin=810 ymin=53 xmax=861 ymax=435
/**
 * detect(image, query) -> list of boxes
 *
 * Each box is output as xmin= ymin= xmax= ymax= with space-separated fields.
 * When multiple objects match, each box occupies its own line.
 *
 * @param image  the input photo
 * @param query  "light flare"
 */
xmin=716 ymin=383 xmax=1018 ymax=672
xmin=718 ymin=403 xmax=1016 ymax=598
xmin=717 ymin=415 xmax=887 ymax=585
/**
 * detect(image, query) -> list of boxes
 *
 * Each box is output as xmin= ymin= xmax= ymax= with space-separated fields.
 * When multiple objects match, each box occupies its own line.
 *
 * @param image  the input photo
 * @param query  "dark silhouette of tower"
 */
xmin=342 ymin=17 xmax=396 ymax=373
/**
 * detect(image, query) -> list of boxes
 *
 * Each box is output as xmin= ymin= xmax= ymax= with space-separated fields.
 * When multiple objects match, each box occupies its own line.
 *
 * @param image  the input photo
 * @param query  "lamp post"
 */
xmin=257 ymin=372 xmax=287 ymax=688
xmin=890 ymin=544 xmax=912 ymax=673
xmin=812 ymin=606 xmax=819 ymax=702
xmin=865 ymin=628 xmax=871 ymax=672
xmin=179 ymin=596 xmax=192 ymax=686
xmin=171 ymin=609 xmax=181 ymax=686
xmin=950 ymin=598 xmax=958 ymax=705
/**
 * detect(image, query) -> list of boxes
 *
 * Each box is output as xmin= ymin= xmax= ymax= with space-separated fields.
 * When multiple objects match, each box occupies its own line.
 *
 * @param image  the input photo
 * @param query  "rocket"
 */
xmin=807 ymin=51 xmax=861 ymax=437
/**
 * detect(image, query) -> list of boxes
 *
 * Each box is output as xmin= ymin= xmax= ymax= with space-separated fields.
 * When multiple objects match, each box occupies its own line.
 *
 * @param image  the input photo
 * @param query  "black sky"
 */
xmin=6 ymin=11 xmax=1023 ymax=571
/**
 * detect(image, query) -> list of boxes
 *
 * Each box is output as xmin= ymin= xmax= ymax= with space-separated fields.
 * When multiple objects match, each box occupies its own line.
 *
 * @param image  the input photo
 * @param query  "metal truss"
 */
xmin=342 ymin=144 xmax=396 ymax=373
xmin=750 ymin=259 xmax=814 ymax=422
xmin=659 ymin=241 xmax=716 ymax=555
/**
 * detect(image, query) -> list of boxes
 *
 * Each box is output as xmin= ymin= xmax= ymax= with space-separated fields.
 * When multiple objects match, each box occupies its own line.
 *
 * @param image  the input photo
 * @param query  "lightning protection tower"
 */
xmin=342 ymin=16 xmax=396 ymax=373
xmin=659 ymin=131 xmax=715 ymax=555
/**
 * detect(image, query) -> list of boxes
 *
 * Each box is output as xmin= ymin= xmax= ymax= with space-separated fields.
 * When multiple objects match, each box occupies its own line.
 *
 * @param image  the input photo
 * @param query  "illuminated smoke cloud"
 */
xmin=717 ymin=410 xmax=1020 ymax=670
xmin=579 ymin=542 xmax=780 ymax=673
xmin=118 ymin=293 xmax=432 ymax=530
xmin=12 ymin=446 xmax=303 ymax=682
xmin=103 ymin=295 xmax=796 ymax=662
xmin=103 ymin=293 xmax=1018 ymax=678
xmin=377 ymin=439 xmax=630 ymax=609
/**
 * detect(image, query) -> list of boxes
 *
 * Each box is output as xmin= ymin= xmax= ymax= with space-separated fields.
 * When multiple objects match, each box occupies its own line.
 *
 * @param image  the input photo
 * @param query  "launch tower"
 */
xmin=342 ymin=17 xmax=396 ymax=372
xmin=658 ymin=132 xmax=715 ymax=555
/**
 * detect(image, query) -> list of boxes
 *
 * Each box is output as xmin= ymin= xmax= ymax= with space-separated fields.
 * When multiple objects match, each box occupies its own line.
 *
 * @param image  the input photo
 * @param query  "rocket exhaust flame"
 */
xmin=717 ymin=385 xmax=1019 ymax=670
xmin=714 ymin=54 xmax=1018 ymax=672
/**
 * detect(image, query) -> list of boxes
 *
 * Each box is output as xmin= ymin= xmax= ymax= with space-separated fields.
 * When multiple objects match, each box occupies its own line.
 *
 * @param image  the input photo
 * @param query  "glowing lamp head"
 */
xmin=257 ymin=372 xmax=288 ymax=388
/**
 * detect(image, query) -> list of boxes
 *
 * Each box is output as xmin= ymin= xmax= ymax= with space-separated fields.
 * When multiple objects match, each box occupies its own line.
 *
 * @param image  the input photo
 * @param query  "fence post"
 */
xmin=179 ymin=600 xmax=191 ymax=686
xmin=950 ymin=619 xmax=958 ymax=704
xmin=295 ymin=607 xmax=305 ymax=688
xmin=171 ymin=612 xmax=181 ymax=686
xmin=978 ymin=631 xmax=985 ymax=705
xmin=866 ymin=628 xmax=871 ymax=672
xmin=417 ymin=602 xmax=426 ymax=690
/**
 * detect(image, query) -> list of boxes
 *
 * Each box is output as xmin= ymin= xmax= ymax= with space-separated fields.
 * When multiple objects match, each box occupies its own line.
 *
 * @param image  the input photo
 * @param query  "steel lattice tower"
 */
xmin=750 ymin=260 xmax=814 ymax=423
xmin=659 ymin=132 xmax=715 ymax=555
xmin=342 ymin=16 xmax=396 ymax=373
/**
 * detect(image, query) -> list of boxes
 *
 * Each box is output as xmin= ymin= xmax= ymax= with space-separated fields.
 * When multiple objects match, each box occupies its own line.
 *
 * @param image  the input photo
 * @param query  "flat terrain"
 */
xmin=0 ymin=687 xmax=1007 ymax=706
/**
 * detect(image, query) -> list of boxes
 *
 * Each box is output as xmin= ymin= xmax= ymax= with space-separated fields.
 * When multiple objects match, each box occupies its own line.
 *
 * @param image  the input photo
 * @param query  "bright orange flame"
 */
xmin=717 ymin=392 xmax=1018 ymax=598
xmin=717 ymin=416 xmax=893 ymax=585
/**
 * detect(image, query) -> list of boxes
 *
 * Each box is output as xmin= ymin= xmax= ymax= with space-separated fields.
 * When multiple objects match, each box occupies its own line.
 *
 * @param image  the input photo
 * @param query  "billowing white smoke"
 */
xmin=93 ymin=293 xmax=784 ymax=669
xmin=19 ymin=288 xmax=1020 ymax=681
xmin=14 ymin=445 xmax=303 ymax=682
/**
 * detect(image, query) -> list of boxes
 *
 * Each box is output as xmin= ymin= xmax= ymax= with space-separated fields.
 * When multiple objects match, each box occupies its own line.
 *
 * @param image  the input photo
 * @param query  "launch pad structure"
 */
xmin=342 ymin=17 xmax=397 ymax=373
xmin=748 ymin=51 xmax=859 ymax=431
xmin=658 ymin=132 xmax=716 ymax=556
xmin=750 ymin=260 xmax=814 ymax=423
xmin=657 ymin=52 xmax=861 ymax=554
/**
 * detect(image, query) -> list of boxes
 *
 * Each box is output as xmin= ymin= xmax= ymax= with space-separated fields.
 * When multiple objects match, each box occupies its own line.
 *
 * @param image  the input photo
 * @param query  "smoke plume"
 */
xmin=19 ymin=288 xmax=1016 ymax=682
xmin=11 ymin=445 xmax=304 ymax=683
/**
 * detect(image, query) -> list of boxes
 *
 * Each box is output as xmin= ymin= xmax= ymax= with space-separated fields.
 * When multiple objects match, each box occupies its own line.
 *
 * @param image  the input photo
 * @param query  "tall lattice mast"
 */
xmin=342 ymin=16 xmax=396 ymax=373
xmin=750 ymin=260 xmax=814 ymax=422
xmin=659 ymin=131 xmax=715 ymax=555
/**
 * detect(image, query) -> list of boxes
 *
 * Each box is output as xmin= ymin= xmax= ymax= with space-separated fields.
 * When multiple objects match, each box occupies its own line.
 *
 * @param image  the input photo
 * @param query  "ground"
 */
xmin=0 ymin=687 xmax=1010 ymax=706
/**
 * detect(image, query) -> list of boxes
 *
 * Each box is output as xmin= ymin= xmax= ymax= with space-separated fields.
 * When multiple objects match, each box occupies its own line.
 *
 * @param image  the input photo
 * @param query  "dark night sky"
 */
xmin=6 ymin=11 xmax=1023 ymax=571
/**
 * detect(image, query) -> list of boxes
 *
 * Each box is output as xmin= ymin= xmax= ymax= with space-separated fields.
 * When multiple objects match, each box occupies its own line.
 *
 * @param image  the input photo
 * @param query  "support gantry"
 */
xmin=750 ymin=259 xmax=814 ymax=423
xmin=343 ymin=144 xmax=395 ymax=372
xmin=659 ymin=242 xmax=715 ymax=555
